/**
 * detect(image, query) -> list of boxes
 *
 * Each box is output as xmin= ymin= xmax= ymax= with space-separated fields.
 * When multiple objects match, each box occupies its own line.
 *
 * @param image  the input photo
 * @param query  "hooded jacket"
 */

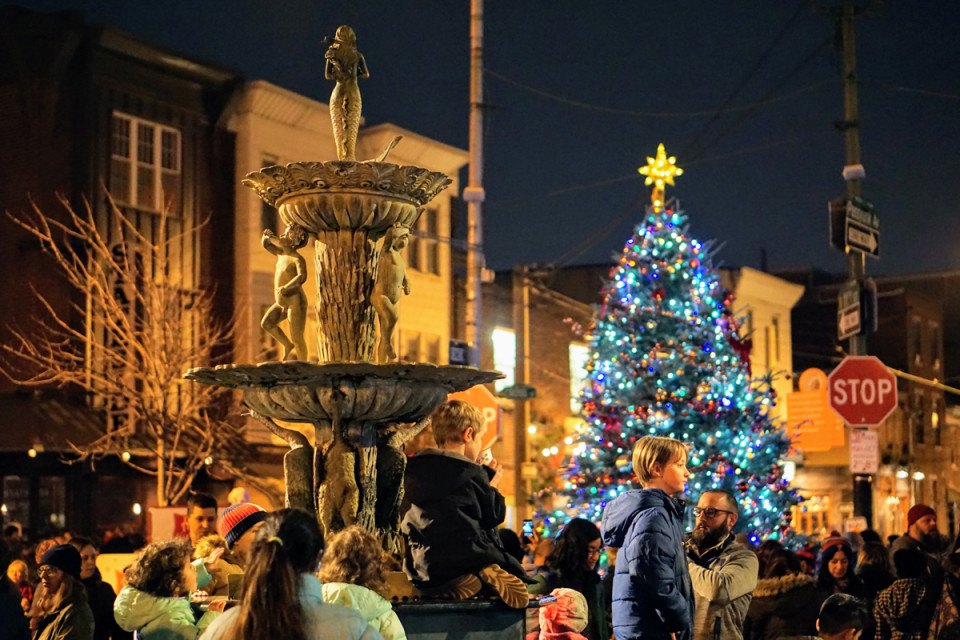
xmin=686 ymin=533 xmax=758 ymax=640
xmin=113 ymin=585 xmax=206 ymax=640
xmin=873 ymin=578 xmax=929 ymax=640
xmin=33 ymin=580 xmax=94 ymax=640
xmin=321 ymin=582 xmax=405 ymax=640
xmin=601 ymin=488 xmax=693 ymax=640
xmin=742 ymin=573 xmax=825 ymax=640
xmin=401 ymin=449 xmax=527 ymax=588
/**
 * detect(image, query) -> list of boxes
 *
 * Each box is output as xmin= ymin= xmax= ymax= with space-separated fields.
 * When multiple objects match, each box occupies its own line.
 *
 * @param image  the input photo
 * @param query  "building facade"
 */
xmin=0 ymin=8 xmax=238 ymax=535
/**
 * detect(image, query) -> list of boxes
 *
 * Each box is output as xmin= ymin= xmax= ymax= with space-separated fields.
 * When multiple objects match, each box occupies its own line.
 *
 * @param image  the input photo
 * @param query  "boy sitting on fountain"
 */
xmin=401 ymin=399 xmax=531 ymax=608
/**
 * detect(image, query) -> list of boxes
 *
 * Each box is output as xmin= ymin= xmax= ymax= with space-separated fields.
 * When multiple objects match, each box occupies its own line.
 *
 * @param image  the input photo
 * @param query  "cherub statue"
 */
xmin=261 ymin=223 xmax=309 ymax=360
xmin=325 ymin=25 xmax=369 ymax=162
xmin=373 ymin=224 xmax=411 ymax=363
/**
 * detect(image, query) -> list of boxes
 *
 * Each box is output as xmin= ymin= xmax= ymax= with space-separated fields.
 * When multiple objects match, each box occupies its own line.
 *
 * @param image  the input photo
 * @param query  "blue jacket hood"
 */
xmin=602 ymin=488 xmax=684 ymax=548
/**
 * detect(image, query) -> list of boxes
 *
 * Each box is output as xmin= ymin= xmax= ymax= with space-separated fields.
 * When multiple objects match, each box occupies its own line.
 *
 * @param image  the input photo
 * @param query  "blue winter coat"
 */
xmin=601 ymin=488 xmax=694 ymax=640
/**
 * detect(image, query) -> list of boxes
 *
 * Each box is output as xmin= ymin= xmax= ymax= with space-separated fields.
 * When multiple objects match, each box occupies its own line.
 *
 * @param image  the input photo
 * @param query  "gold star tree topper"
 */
xmin=638 ymin=143 xmax=683 ymax=212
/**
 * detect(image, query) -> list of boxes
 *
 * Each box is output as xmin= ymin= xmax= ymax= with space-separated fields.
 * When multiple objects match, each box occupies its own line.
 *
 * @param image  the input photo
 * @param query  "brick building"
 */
xmin=0 ymin=7 xmax=238 ymax=535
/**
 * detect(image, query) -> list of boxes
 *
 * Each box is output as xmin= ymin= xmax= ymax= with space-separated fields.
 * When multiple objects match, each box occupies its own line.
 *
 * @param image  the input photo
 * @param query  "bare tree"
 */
xmin=2 ymin=194 xmax=245 ymax=505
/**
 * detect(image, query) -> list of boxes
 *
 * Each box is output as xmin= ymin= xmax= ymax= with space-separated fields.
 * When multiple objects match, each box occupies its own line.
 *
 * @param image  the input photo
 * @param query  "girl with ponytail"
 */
xmin=200 ymin=509 xmax=381 ymax=640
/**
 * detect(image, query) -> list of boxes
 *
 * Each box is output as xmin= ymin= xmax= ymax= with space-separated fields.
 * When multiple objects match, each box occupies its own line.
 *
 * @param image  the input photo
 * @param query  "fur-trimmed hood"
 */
xmin=753 ymin=572 xmax=816 ymax=598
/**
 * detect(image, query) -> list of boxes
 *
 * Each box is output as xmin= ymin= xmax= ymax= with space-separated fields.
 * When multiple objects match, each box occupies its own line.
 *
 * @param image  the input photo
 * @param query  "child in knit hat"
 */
xmin=526 ymin=588 xmax=590 ymax=640
xmin=216 ymin=502 xmax=268 ymax=559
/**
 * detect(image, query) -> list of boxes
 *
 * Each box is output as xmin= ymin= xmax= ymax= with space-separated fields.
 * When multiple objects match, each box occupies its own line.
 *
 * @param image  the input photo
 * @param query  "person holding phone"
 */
xmin=527 ymin=518 xmax=607 ymax=640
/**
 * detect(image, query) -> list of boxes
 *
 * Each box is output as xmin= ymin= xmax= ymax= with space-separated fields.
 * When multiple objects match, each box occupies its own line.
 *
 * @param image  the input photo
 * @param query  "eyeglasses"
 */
xmin=37 ymin=566 xmax=62 ymax=578
xmin=693 ymin=507 xmax=735 ymax=519
xmin=586 ymin=547 xmax=603 ymax=557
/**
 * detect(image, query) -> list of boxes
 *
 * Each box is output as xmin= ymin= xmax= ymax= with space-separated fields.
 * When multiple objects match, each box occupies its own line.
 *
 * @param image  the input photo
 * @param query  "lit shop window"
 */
xmin=491 ymin=328 xmax=515 ymax=392
xmin=568 ymin=343 xmax=589 ymax=413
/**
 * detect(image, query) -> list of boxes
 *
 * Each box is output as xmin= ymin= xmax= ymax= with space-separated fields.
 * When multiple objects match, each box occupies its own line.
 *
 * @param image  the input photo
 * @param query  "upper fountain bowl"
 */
xmin=242 ymin=161 xmax=452 ymax=235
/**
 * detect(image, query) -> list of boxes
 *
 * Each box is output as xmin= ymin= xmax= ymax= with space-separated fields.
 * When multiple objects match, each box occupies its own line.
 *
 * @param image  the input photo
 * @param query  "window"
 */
xmin=933 ymin=396 xmax=944 ymax=446
xmin=930 ymin=322 xmax=942 ymax=371
xmin=772 ymin=316 xmax=781 ymax=363
xmin=911 ymin=317 xmax=923 ymax=368
xmin=408 ymin=207 xmax=440 ymax=275
xmin=491 ymin=328 xmax=516 ymax=392
xmin=568 ymin=343 xmax=590 ymax=413
xmin=398 ymin=331 xmax=442 ymax=364
xmin=912 ymin=393 xmax=925 ymax=445
xmin=764 ymin=326 xmax=771 ymax=370
xmin=111 ymin=113 xmax=181 ymax=213
xmin=260 ymin=155 xmax=279 ymax=233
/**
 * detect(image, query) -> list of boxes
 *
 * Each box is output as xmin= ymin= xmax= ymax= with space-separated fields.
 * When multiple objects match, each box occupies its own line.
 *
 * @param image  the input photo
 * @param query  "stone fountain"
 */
xmin=185 ymin=25 xmax=500 ymax=553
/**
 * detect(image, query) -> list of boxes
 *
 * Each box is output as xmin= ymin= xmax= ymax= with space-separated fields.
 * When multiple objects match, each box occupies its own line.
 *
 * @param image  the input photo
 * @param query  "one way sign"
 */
xmin=846 ymin=220 xmax=879 ymax=257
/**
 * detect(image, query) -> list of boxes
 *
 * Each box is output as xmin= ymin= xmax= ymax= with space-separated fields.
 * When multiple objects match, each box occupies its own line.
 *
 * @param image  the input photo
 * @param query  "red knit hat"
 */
xmin=217 ymin=502 xmax=267 ymax=548
xmin=907 ymin=504 xmax=936 ymax=528
xmin=821 ymin=531 xmax=848 ymax=553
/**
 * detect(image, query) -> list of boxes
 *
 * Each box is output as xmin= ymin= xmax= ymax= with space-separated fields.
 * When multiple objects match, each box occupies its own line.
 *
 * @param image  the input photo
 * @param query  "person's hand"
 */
xmin=206 ymin=599 xmax=229 ymax=613
xmin=204 ymin=547 xmax=225 ymax=566
xmin=487 ymin=460 xmax=504 ymax=488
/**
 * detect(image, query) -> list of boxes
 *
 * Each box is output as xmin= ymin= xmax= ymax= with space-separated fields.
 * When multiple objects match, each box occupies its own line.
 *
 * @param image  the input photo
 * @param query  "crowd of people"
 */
xmin=1 ymin=405 xmax=959 ymax=640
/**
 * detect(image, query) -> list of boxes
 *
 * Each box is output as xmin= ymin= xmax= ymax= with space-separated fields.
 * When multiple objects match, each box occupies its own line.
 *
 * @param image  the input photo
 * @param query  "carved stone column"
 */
xmin=314 ymin=230 xmax=379 ymax=361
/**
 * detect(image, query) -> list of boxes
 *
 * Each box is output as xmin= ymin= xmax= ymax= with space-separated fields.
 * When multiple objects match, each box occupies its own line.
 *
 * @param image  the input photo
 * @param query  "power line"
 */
xmin=680 ymin=0 xmax=809 ymax=160
xmin=864 ymin=81 xmax=960 ymax=102
xmin=682 ymin=34 xmax=833 ymax=163
xmin=484 ymin=68 xmax=836 ymax=119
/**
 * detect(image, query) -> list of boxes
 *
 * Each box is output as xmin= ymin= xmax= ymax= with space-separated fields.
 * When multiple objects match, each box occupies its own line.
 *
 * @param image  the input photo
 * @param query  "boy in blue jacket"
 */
xmin=601 ymin=435 xmax=694 ymax=640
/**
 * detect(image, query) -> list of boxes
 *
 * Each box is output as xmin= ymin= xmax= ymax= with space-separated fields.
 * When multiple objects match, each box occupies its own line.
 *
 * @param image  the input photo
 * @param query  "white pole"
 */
xmin=463 ymin=0 xmax=486 ymax=366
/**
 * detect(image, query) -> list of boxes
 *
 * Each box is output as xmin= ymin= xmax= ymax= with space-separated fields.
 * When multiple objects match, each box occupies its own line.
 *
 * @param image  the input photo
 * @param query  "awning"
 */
xmin=0 ymin=392 xmax=105 ymax=452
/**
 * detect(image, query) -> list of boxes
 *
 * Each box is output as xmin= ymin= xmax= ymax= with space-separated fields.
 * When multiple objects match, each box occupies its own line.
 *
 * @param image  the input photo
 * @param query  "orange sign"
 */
xmin=785 ymin=368 xmax=844 ymax=452
xmin=449 ymin=385 xmax=501 ymax=450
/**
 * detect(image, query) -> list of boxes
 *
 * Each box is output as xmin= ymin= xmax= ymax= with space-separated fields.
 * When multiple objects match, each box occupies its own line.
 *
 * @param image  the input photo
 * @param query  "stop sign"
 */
xmin=828 ymin=356 xmax=898 ymax=426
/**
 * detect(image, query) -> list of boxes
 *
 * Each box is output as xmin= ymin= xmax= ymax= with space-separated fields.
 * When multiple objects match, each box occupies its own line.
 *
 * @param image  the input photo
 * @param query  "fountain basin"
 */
xmin=185 ymin=361 xmax=502 ymax=426
xmin=242 ymin=161 xmax=452 ymax=235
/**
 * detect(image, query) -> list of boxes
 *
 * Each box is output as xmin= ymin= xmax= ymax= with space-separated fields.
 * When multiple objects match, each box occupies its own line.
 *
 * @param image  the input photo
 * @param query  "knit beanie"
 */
xmin=821 ymin=531 xmax=848 ymax=553
xmin=217 ymin=502 xmax=267 ymax=549
xmin=539 ymin=588 xmax=589 ymax=634
xmin=907 ymin=504 xmax=936 ymax=528
xmin=39 ymin=544 xmax=82 ymax=580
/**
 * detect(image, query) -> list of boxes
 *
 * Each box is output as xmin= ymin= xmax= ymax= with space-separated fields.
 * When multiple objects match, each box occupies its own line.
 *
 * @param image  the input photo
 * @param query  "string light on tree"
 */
xmin=544 ymin=143 xmax=798 ymax=541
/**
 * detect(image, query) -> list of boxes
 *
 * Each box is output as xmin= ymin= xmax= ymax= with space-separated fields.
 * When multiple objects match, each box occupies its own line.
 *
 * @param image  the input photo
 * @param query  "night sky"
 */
xmin=23 ymin=0 xmax=960 ymax=276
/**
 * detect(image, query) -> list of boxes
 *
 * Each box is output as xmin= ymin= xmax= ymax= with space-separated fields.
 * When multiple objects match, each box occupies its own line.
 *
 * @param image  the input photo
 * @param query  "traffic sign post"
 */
xmin=828 ymin=356 xmax=898 ymax=426
xmin=837 ymin=281 xmax=861 ymax=341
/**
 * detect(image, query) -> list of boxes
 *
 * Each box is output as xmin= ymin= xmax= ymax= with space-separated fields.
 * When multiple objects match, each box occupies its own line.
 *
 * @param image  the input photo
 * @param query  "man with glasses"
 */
xmin=685 ymin=490 xmax=758 ymax=640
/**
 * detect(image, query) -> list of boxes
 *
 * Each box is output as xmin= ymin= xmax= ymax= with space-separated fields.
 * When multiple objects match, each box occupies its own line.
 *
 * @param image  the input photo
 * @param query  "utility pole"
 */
xmin=838 ymin=0 xmax=873 ymax=527
xmin=463 ymin=0 xmax=486 ymax=366
xmin=512 ymin=265 xmax=531 ymax=522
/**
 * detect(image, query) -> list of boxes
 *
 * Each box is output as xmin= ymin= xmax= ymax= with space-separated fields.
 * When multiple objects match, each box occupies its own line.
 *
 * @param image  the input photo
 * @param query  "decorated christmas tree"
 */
xmin=551 ymin=144 xmax=798 ymax=540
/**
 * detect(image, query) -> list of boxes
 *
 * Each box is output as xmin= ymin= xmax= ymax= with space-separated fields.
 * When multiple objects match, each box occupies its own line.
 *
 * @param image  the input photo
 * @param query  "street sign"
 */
xmin=448 ymin=340 xmax=472 ymax=366
xmin=498 ymin=384 xmax=537 ymax=400
xmin=449 ymin=385 xmax=501 ymax=450
xmin=849 ymin=428 xmax=879 ymax=474
xmin=828 ymin=356 xmax=898 ymax=426
xmin=829 ymin=196 xmax=880 ymax=258
xmin=837 ymin=281 xmax=861 ymax=341
xmin=843 ymin=516 xmax=868 ymax=533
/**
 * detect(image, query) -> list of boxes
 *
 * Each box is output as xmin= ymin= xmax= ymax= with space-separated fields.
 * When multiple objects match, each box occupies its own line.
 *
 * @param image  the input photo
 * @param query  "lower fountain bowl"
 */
xmin=184 ymin=361 xmax=502 ymax=425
